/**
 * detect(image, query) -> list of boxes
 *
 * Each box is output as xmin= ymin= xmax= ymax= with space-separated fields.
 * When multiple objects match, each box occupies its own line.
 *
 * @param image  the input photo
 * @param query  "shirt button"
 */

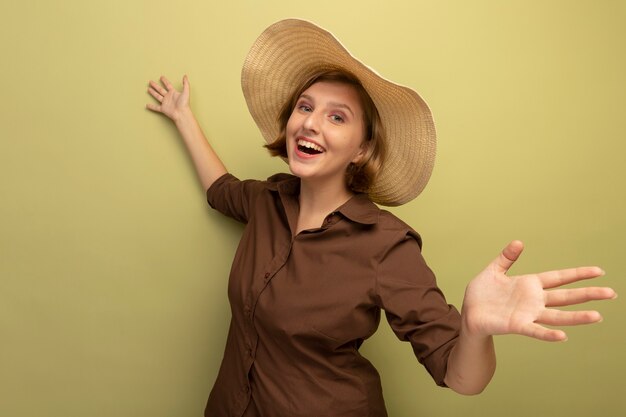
xmin=244 ymin=384 xmax=250 ymax=393
xmin=264 ymin=272 xmax=270 ymax=280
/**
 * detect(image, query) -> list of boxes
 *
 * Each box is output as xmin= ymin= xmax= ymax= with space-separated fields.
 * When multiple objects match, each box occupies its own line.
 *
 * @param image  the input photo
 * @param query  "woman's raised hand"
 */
xmin=146 ymin=75 xmax=190 ymax=123
xmin=144 ymin=74 xmax=227 ymax=190
xmin=461 ymin=240 xmax=616 ymax=342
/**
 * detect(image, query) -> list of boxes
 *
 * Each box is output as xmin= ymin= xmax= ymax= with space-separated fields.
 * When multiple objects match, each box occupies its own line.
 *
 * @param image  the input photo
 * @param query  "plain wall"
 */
xmin=1 ymin=0 xmax=624 ymax=416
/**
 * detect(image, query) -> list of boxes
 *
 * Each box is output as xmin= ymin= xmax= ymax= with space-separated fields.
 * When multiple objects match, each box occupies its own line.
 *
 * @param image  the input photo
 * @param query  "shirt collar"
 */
xmin=335 ymin=193 xmax=379 ymax=225
xmin=268 ymin=173 xmax=380 ymax=226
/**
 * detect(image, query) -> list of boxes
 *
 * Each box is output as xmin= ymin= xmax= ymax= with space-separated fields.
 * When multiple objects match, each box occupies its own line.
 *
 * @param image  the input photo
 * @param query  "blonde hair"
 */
xmin=265 ymin=69 xmax=386 ymax=194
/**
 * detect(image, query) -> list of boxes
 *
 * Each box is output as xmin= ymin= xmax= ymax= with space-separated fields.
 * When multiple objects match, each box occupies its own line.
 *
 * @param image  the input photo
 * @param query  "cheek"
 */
xmin=284 ymin=118 xmax=298 ymax=156
xmin=285 ymin=111 xmax=300 ymax=134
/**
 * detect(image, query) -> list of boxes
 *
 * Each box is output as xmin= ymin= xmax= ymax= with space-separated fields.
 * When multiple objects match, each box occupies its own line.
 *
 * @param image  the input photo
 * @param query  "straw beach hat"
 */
xmin=241 ymin=19 xmax=436 ymax=206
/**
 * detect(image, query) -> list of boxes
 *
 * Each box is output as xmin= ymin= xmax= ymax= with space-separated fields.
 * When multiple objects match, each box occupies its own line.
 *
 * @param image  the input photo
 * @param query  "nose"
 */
xmin=302 ymin=109 xmax=321 ymax=133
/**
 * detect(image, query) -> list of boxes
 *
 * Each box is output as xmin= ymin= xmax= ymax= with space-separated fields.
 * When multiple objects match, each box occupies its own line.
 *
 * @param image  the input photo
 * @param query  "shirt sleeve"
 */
xmin=206 ymin=173 xmax=266 ymax=224
xmin=376 ymin=230 xmax=460 ymax=387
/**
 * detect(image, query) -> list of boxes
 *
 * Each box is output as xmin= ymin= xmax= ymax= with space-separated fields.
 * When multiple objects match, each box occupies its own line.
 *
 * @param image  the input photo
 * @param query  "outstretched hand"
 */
xmin=146 ymin=75 xmax=191 ymax=123
xmin=462 ymin=241 xmax=616 ymax=342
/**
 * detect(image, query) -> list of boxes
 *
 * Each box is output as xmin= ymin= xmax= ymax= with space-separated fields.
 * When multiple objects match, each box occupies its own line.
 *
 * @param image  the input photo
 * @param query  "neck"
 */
xmin=299 ymin=177 xmax=354 ymax=215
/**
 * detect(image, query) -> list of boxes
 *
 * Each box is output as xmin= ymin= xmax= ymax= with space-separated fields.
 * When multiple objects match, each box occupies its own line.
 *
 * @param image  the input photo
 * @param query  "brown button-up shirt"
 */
xmin=205 ymin=173 xmax=460 ymax=417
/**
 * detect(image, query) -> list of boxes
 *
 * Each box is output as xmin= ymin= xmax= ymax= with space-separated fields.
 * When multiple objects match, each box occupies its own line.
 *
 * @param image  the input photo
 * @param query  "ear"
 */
xmin=351 ymin=141 xmax=370 ymax=164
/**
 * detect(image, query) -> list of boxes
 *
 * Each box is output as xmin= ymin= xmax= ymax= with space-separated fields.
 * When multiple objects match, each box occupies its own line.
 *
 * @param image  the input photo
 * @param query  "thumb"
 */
xmin=182 ymin=75 xmax=190 ymax=96
xmin=491 ymin=240 xmax=524 ymax=274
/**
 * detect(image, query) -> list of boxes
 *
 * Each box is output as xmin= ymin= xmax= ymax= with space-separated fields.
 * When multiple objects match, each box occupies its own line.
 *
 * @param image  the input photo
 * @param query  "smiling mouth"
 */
xmin=297 ymin=139 xmax=325 ymax=155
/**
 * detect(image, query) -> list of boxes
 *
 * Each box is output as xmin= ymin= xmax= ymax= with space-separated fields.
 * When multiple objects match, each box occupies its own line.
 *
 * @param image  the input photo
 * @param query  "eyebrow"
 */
xmin=299 ymin=94 xmax=355 ymax=117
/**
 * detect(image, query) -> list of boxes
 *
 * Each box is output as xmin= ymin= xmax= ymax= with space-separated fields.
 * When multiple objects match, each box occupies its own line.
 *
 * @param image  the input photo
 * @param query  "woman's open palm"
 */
xmin=146 ymin=75 xmax=190 ymax=122
xmin=462 ymin=241 xmax=616 ymax=342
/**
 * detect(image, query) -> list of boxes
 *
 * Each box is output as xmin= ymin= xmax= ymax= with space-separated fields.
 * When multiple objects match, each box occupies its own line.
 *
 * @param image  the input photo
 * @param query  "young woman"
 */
xmin=146 ymin=19 xmax=616 ymax=417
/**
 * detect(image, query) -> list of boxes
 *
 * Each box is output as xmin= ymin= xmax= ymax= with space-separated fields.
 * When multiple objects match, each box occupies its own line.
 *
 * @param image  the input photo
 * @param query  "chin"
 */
xmin=287 ymin=161 xmax=309 ymax=179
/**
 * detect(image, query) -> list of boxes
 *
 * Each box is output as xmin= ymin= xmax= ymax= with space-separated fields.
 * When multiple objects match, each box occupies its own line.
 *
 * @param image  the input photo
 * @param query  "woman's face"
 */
xmin=285 ymin=81 xmax=367 ymax=189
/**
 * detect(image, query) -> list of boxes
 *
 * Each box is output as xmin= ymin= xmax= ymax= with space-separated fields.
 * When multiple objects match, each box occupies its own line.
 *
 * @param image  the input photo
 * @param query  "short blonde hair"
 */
xmin=265 ymin=69 xmax=386 ymax=194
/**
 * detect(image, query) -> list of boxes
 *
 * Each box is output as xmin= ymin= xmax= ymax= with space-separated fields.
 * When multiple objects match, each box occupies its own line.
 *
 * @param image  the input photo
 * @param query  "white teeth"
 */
xmin=297 ymin=139 xmax=324 ymax=153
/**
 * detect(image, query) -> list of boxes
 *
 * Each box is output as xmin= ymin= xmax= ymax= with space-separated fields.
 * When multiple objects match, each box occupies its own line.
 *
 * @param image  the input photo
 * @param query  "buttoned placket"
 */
xmin=240 ymin=234 xmax=296 ymax=402
xmin=239 ymin=183 xmax=345 ymax=409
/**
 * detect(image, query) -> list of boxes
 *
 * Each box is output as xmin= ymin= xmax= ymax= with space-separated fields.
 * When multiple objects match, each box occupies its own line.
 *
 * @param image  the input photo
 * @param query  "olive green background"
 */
xmin=1 ymin=1 xmax=624 ymax=416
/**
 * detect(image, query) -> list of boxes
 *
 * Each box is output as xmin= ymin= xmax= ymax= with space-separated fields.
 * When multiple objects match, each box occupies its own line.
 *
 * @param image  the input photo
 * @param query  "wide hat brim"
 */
xmin=241 ymin=19 xmax=436 ymax=206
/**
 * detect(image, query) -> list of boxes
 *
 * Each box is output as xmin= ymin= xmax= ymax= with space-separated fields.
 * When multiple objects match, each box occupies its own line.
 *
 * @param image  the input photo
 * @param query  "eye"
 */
xmin=330 ymin=114 xmax=345 ymax=123
xmin=296 ymin=102 xmax=312 ymax=113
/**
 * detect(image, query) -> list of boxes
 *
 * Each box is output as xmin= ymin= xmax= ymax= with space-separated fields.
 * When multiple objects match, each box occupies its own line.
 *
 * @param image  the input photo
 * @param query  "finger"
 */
xmin=536 ymin=309 xmax=602 ymax=326
xmin=538 ymin=266 xmax=605 ymax=289
xmin=520 ymin=322 xmax=567 ymax=342
xmin=148 ymin=87 xmax=164 ymax=102
xmin=149 ymin=80 xmax=168 ymax=96
xmin=491 ymin=240 xmax=524 ymax=274
xmin=145 ymin=103 xmax=161 ymax=112
xmin=545 ymin=287 xmax=617 ymax=307
xmin=182 ymin=75 xmax=190 ymax=100
xmin=160 ymin=75 xmax=175 ymax=91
